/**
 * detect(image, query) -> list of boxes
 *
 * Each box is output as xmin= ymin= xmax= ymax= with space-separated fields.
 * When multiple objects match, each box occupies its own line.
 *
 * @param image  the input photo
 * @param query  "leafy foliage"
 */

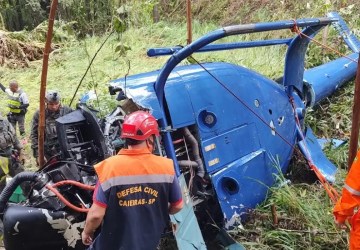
xmin=0 ymin=0 xmax=47 ymax=31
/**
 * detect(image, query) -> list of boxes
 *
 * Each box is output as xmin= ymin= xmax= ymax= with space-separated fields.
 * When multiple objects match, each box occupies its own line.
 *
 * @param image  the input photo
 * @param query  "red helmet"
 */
xmin=121 ymin=111 xmax=159 ymax=141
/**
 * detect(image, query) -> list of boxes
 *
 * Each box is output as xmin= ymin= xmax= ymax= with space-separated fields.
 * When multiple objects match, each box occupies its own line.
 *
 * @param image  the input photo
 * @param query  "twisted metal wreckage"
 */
xmin=0 ymin=12 xmax=358 ymax=250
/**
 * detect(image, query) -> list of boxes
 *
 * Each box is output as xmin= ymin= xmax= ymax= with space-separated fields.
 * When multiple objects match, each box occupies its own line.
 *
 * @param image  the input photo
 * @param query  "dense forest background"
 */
xmin=1 ymin=0 xmax=360 ymax=249
xmin=2 ymin=0 xmax=359 ymax=34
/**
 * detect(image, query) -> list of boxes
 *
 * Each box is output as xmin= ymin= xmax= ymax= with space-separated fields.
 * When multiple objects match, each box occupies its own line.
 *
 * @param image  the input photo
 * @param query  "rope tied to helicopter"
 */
xmin=188 ymin=52 xmax=340 ymax=203
xmin=288 ymin=96 xmax=340 ymax=203
xmin=291 ymin=20 xmax=358 ymax=64
xmin=288 ymin=19 xmax=360 ymax=202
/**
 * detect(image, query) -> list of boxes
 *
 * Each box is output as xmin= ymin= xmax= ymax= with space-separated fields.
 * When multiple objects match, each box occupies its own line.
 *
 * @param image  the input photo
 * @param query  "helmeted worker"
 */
xmin=82 ymin=110 xmax=183 ymax=250
xmin=334 ymin=150 xmax=360 ymax=249
xmin=0 ymin=80 xmax=29 ymax=136
xmin=30 ymin=91 xmax=72 ymax=165
xmin=0 ymin=114 xmax=25 ymax=192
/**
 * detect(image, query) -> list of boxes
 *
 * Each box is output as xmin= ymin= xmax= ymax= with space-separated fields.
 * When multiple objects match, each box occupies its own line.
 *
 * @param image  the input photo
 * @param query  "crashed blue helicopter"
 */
xmin=0 ymin=11 xmax=358 ymax=250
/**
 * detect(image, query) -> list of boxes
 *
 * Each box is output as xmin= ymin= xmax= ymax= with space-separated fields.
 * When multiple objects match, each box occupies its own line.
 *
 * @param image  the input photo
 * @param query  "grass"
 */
xmin=233 ymin=165 xmax=349 ymax=249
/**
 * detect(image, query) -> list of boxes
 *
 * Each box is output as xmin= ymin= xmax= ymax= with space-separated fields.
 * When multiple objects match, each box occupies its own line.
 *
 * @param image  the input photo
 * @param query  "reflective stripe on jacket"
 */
xmin=93 ymin=148 xmax=176 ymax=250
xmin=5 ymin=89 xmax=23 ymax=113
xmin=334 ymin=150 xmax=360 ymax=223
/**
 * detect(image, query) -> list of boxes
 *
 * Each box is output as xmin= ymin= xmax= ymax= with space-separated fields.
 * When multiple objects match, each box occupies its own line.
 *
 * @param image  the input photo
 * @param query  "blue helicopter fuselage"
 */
xmin=112 ymin=62 xmax=298 ymax=221
xmin=109 ymin=12 xmax=359 ymax=249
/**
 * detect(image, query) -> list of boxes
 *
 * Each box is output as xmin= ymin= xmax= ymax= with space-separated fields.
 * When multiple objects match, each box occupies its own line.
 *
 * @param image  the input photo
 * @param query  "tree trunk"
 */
xmin=15 ymin=0 xmax=24 ymax=30
xmin=153 ymin=4 xmax=159 ymax=23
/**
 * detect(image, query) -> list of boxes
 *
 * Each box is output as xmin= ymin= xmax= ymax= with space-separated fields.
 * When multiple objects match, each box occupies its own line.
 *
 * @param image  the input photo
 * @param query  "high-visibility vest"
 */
xmin=93 ymin=148 xmax=178 ymax=250
xmin=344 ymin=151 xmax=360 ymax=196
xmin=5 ymin=89 xmax=23 ymax=114
xmin=333 ymin=151 xmax=360 ymax=223
xmin=0 ymin=156 xmax=9 ymax=183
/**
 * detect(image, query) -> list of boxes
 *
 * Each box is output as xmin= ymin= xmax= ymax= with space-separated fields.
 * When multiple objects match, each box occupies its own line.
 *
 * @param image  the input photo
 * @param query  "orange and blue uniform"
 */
xmin=334 ymin=150 xmax=360 ymax=250
xmin=89 ymin=147 xmax=182 ymax=250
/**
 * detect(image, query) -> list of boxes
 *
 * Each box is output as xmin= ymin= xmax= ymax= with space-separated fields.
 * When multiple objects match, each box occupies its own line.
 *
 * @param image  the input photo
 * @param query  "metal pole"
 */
xmin=39 ymin=0 xmax=58 ymax=168
xmin=186 ymin=0 xmax=192 ymax=44
xmin=348 ymin=53 xmax=360 ymax=170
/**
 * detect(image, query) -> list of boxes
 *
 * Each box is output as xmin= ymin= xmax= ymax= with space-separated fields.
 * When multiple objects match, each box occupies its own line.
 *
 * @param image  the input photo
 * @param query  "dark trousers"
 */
xmin=8 ymin=113 xmax=26 ymax=135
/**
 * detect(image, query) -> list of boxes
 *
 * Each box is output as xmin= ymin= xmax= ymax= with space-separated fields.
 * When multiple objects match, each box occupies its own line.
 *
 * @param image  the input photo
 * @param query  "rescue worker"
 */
xmin=82 ymin=111 xmax=183 ymax=250
xmin=0 ymin=114 xmax=25 ymax=192
xmin=30 ymin=91 xmax=72 ymax=165
xmin=334 ymin=150 xmax=360 ymax=249
xmin=0 ymin=80 xmax=29 ymax=136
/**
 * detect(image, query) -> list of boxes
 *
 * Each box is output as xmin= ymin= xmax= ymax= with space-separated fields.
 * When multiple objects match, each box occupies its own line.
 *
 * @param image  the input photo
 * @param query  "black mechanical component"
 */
xmin=0 ymin=172 xmax=39 ymax=214
xmin=3 ymin=205 xmax=85 ymax=250
xmin=56 ymin=104 xmax=111 ymax=165
xmin=1 ymin=104 xmax=109 ymax=250
xmin=3 ymin=101 xmax=210 ymax=250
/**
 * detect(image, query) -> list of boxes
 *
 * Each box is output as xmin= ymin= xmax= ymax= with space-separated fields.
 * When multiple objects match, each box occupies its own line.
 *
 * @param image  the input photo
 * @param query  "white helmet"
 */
xmin=45 ymin=91 xmax=61 ymax=103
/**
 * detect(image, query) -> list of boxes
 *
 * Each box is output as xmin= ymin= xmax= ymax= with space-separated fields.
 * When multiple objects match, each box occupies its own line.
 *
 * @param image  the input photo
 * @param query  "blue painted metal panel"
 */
xmin=172 ymin=62 xmax=298 ymax=222
xmin=180 ymin=63 xmax=297 ymax=173
xmin=304 ymin=53 xmax=358 ymax=106
xmin=328 ymin=12 xmax=360 ymax=52
xmin=147 ymin=38 xmax=292 ymax=57
xmin=317 ymin=138 xmax=346 ymax=150
xmin=109 ymin=71 xmax=161 ymax=118
xmin=109 ymin=68 xmax=196 ymax=127
xmin=201 ymin=124 xmax=260 ymax=174
xmin=226 ymin=243 xmax=246 ymax=250
xmin=283 ymin=25 xmax=325 ymax=94
xmin=298 ymin=127 xmax=337 ymax=183
xmin=210 ymin=150 xmax=275 ymax=227
xmin=165 ymin=72 xmax=195 ymax=129
xmin=170 ymin=175 xmax=206 ymax=250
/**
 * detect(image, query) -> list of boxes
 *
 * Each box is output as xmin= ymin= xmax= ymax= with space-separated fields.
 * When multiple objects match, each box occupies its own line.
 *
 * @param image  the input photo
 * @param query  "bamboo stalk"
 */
xmin=39 ymin=0 xmax=58 ymax=168
xmin=271 ymin=204 xmax=278 ymax=226
xmin=186 ymin=0 xmax=192 ymax=45
xmin=348 ymin=54 xmax=360 ymax=170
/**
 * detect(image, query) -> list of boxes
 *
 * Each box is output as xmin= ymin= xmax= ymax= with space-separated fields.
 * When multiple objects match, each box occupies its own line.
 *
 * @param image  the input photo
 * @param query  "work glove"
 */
xmin=334 ymin=216 xmax=349 ymax=230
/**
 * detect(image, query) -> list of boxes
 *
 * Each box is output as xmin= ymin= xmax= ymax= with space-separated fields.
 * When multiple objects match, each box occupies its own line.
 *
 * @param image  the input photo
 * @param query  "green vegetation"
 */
xmin=1 ymin=0 xmax=360 ymax=249
xmin=232 ymin=162 xmax=349 ymax=249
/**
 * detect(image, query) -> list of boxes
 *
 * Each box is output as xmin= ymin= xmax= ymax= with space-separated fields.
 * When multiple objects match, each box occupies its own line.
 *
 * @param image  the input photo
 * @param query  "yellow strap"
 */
xmin=0 ymin=157 xmax=9 ymax=175
xmin=8 ymin=99 xmax=21 ymax=107
xmin=9 ymin=108 xmax=21 ymax=113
